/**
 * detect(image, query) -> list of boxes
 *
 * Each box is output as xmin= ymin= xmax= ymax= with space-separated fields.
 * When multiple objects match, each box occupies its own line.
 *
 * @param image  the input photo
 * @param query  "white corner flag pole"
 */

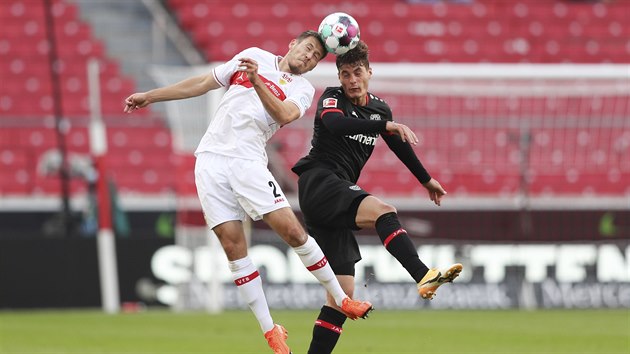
xmin=88 ymin=58 xmax=120 ymax=314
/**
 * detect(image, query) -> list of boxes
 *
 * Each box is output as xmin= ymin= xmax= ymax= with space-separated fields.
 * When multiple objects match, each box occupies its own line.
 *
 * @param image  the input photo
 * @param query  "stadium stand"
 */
xmin=167 ymin=0 xmax=630 ymax=64
xmin=0 ymin=0 xmax=138 ymax=117
xmin=0 ymin=0 xmax=628 ymax=198
xmin=165 ymin=0 xmax=627 ymax=197
xmin=0 ymin=0 xmax=173 ymax=195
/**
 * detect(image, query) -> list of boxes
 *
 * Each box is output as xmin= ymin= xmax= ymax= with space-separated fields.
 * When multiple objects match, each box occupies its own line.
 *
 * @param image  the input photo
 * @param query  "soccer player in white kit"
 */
xmin=124 ymin=30 xmax=372 ymax=354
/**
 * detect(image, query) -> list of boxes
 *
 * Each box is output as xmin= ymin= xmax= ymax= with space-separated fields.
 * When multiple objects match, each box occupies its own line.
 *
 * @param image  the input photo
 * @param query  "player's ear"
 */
xmin=288 ymin=39 xmax=298 ymax=51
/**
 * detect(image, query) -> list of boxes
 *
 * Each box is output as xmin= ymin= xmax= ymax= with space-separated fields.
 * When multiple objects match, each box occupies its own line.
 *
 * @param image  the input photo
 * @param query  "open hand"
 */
xmin=422 ymin=178 xmax=447 ymax=206
xmin=385 ymin=121 xmax=418 ymax=145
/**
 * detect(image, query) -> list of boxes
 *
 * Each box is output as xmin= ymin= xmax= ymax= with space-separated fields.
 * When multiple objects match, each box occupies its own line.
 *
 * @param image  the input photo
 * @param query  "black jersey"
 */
xmin=292 ymin=86 xmax=392 ymax=183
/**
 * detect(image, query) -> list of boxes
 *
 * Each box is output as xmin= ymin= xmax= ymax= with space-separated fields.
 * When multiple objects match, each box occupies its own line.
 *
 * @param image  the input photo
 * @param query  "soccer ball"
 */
xmin=318 ymin=12 xmax=360 ymax=55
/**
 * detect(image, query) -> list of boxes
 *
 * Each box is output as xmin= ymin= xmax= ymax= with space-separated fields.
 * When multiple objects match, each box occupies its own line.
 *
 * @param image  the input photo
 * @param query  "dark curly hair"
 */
xmin=335 ymin=41 xmax=369 ymax=69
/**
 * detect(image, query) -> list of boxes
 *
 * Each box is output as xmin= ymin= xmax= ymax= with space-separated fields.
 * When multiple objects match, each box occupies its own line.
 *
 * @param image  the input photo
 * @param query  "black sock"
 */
xmin=376 ymin=212 xmax=429 ymax=283
xmin=307 ymin=305 xmax=347 ymax=354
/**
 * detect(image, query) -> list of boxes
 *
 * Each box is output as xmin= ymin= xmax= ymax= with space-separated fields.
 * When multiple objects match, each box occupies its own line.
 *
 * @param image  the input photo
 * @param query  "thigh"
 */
xmin=298 ymin=168 xmax=370 ymax=229
xmin=229 ymin=158 xmax=291 ymax=221
xmin=195 ymin=153 xmax=246 ymax=228
xmin=307 ymin=224 xmax=361 ymax=273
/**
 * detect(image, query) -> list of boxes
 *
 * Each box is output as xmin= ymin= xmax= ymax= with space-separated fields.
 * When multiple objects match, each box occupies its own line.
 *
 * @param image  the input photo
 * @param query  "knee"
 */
xmin=375 ymin=202 xmax=397 ymax=220
xmin=356 ymin=198 xmax=399 ymax=229
xmin=281 ymin=222 xmax=307 ymax=247
xmin=220 ymin=241 xmax=238 ymax=258
xmin=216 ymin=235 xmax=247 ymax=260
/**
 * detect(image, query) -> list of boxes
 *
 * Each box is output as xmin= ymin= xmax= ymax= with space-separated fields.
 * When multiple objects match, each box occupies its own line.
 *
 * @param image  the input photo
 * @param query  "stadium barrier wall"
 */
xmin=1 ymin=210 xmax=628 ymax=310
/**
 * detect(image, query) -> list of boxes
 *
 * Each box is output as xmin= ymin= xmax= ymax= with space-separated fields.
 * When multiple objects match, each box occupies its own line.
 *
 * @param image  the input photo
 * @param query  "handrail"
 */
xmin=140 ymin=0 xmax=206 ymax=66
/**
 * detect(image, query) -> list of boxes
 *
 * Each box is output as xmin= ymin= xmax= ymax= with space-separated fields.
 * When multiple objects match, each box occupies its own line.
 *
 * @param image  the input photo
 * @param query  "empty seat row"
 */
xmin=168 ymin=0 xmax=630 ymax=63
xmin=0 ymin=0 xmax=141 ymax=119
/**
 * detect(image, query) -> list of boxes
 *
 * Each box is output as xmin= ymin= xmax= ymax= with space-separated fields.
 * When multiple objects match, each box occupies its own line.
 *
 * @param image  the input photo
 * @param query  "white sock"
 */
xmin=228 ymin=257 xmax=274 ymax=333
xmin=293 ymin=236 xmax=348 ymax=306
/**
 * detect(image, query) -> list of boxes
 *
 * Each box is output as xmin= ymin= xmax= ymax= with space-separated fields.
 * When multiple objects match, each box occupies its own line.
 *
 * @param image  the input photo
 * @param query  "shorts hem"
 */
xmin=256 ymin=203 xmax=291 ymax=219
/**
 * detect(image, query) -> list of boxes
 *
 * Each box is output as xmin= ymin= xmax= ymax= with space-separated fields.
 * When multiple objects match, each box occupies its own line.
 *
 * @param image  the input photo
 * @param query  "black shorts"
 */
xmin=297 ymin=168 xmax=370 ymax=275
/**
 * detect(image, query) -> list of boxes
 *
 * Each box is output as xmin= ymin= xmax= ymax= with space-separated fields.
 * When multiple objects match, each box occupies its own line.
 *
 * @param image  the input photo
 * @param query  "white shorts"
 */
xmin=194 ymin=152 xmax=291 ymax=229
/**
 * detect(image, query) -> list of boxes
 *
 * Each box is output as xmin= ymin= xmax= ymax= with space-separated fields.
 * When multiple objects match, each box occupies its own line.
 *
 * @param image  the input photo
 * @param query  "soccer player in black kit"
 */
xmin=291 ymin=41 xmax=463 ymax=354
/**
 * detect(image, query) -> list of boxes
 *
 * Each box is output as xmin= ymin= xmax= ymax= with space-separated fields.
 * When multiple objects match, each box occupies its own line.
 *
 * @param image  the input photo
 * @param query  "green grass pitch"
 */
xmin=1 ymin=309 xmax=628 ymax=353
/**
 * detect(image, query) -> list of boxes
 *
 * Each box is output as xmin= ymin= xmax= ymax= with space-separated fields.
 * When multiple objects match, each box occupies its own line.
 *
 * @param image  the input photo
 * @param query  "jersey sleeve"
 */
xmin=285 ymin=78 xmax=315 ymax=119
xmin=319 ymin=90 xmax=388 ymax=135
xmin=318 ymin=88 xmax=345 ymax=117
xmin=212 ymin=47 xmax=258 ymax=87
xmin=379 ymin=103 xmax=396 ymax=137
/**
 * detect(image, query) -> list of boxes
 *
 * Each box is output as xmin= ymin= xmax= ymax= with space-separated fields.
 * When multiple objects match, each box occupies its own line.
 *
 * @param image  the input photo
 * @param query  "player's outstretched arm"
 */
xmin=124 ymin=73 xmax=220 ymax=113
xmin=382 ymin=132 xmax=445 ymax=206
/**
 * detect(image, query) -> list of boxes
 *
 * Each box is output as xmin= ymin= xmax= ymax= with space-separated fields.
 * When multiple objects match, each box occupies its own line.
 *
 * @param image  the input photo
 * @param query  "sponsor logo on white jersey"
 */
xmin=280 ymin=73 xmax=293 ymax=85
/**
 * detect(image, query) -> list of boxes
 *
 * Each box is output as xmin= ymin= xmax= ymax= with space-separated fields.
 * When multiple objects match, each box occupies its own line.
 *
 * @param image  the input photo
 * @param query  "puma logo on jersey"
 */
xmin=323 ymin=98 xmax=338 ymax=108
xmin=233 ymin=71 xmax=248 ymax=84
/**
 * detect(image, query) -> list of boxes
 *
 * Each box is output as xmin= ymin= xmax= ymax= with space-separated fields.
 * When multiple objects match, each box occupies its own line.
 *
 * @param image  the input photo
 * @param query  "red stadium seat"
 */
xmin=167 ymin=0 xmax=630 ymax=64
xmin=0 ymin=0 xmax=139 ymax=119
xmin=2 ymin=0 xmax=629 ymax=198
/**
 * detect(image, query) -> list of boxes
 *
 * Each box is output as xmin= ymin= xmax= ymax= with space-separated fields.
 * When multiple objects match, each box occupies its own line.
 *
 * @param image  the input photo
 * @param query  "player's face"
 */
xmin=338 ymin=63 xmax=372 ymax=105
xmin=286 ymin=37 xmax=325 ymax=74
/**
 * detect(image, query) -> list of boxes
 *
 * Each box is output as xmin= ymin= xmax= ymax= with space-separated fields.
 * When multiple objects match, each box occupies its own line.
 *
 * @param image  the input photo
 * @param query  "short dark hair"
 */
xmin=296 ymin=30 xmax=328 ymax=60
xmin=336 ymin=41 xmax=369 ymax=69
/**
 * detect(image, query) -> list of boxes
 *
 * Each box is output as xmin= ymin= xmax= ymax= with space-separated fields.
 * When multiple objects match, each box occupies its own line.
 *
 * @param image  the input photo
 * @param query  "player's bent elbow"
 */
xmin=276 ymin=114 xmax=299 ymax=127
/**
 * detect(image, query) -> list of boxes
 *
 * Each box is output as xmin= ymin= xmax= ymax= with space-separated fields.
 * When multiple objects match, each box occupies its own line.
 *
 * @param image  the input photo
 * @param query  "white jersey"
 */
xmin=194 ymin=47 xmax=315 ymax=162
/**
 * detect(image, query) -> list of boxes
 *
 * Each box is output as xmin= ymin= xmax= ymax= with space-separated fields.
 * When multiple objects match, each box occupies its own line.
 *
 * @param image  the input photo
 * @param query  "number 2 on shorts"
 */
xmin=268 ymin=181 xmax=281 ymax=198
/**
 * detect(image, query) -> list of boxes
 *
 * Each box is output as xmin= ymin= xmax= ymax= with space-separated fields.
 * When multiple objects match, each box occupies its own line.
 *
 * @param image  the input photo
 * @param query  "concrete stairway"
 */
xmin=70 ymin=0 xmax=194 ymax=93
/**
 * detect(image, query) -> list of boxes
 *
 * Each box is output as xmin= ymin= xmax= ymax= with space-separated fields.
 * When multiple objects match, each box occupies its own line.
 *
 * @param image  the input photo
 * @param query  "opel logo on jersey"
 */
xmin=370 ymin=114 xmax=381 ymax=120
